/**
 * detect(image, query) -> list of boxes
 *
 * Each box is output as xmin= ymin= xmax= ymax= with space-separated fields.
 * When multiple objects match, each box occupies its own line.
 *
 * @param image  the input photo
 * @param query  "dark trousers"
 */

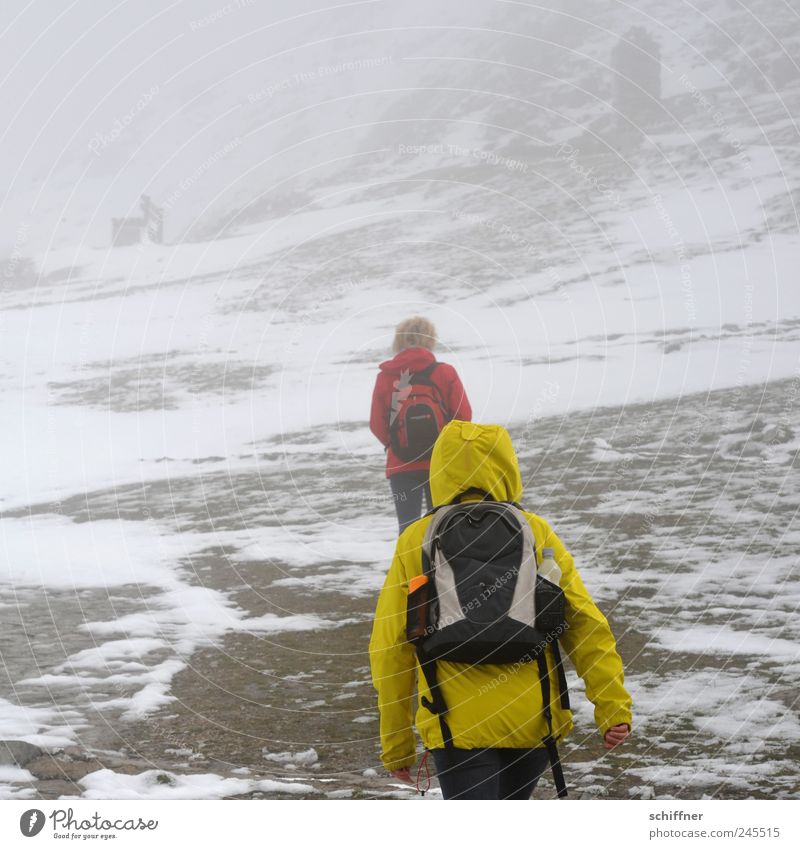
xmin=431 ymin=747 xmax=550 ymax=800
xmin=389 ymin=470 xmax=432 ymax=533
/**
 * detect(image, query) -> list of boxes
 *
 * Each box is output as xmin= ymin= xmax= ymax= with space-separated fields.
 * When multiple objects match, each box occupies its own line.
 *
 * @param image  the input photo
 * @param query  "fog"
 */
xmin=1 ymin=0 xmax=794 ymax=256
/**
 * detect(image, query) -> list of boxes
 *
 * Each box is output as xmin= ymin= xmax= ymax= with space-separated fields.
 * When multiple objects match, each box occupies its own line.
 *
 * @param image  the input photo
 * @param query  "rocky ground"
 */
xmin=3 ymin=376 xmax=798 ymax=799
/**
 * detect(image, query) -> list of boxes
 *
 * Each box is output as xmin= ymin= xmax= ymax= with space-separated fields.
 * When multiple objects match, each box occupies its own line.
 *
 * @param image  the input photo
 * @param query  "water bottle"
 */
xmin=539 ymin=547 xmax=561 ymax=585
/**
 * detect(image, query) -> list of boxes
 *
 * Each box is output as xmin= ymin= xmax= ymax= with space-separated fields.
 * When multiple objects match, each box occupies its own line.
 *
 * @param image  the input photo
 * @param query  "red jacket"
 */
xmin=370 ymin=347 xmax=472 ymax=477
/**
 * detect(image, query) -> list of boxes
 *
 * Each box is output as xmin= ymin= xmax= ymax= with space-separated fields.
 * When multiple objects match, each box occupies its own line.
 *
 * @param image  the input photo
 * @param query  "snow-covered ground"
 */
xmin=1 ymin=0 xmax=799 ymax=799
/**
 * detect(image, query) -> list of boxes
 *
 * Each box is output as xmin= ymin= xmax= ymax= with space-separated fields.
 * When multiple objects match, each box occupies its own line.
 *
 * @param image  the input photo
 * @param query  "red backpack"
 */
xmin=389 ymin=363 xmax=449 ymax=462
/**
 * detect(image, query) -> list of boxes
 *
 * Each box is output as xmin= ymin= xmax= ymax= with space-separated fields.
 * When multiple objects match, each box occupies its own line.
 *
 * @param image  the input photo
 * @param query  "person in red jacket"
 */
xmin=370 ymin=317 xmax=472 ymax=532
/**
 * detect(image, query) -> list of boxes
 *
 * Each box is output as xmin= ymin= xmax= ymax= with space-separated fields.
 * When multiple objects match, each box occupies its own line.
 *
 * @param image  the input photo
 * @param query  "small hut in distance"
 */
xmin=112 ymin=195 xmax=164 ymax=247
xmin=611 ymin=27 xmax=662 ymax=126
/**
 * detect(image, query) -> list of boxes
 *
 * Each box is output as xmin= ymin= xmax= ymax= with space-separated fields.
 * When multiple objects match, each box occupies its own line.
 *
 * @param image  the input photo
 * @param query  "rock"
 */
xmin=103 ymin=760 xmax=150 ymax=776
xmin=61 ymin=746 xmax=98 ymax=762
xmin=30 ymin=779 xmax=81 ymax=800
xmin=26 ymin=754 xmax=105 ymax=782
xmin=0 ymin=740 xmax=42 ymax=767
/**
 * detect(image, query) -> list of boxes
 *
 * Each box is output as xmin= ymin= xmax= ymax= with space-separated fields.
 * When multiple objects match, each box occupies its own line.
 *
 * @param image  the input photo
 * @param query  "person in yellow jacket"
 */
xmin=369 ymin=420 xmax=632 ymax=799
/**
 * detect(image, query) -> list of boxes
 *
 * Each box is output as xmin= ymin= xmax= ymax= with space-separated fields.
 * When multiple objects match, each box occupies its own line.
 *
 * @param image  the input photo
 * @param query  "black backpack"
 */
xmin=406 ymin=494 xmax=571 ymax=797
xmin=388 ymin=363 xmax=449 ymax=462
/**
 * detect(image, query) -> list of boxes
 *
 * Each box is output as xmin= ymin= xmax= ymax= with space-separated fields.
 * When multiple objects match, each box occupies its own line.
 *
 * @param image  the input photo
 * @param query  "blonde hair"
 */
xmin=393 ymin=316 xmax=437 ymax=354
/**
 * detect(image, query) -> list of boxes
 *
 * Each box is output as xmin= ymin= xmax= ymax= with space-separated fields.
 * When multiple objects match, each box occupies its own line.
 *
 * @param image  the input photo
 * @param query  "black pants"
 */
xmin=389 ymin=470 xmax=432 ymax=533
xmin=431 ymin=747 xmax=550 ymax=800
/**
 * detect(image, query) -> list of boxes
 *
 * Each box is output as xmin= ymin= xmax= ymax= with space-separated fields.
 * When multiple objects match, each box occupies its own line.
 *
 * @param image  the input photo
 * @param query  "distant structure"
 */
xmin=611 ymin=27 xmax=662 ymax=125
xmin=112 ymin=195 xmax=164 ymax=247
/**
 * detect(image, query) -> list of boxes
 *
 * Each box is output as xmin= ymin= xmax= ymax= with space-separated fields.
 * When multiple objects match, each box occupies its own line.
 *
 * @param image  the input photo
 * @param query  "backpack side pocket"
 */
xmin=535 ymin=574 xmax=566 ymax=636
xmin=406 ymin=575 xmax=432 ymax=642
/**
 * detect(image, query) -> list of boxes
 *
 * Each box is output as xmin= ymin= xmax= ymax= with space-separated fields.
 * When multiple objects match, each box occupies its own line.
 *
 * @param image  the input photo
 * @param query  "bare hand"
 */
xmin=603 ymin=723 xmax=630 ymax=750
xmin=390 ymin=767 xmax=414 ymax=784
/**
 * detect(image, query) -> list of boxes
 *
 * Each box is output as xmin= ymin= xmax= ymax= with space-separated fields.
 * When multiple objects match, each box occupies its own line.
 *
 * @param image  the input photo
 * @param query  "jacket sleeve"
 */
xmin=369 ymin=543 xmax=418 ymax=770
xmin=369 ymin=372 xmax=390 ymax=447
xmin=441 ymin=365 xmax=472 ymax=422
xmin=545 ymin=523 xmax=633 ymax=736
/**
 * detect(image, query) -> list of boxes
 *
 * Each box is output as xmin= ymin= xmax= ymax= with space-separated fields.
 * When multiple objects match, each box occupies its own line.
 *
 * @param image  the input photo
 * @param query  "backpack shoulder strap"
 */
xmin=412 ymin=361 xmax=439 ymax=384
xmin=536 ymin=651 xmax=569 ymax=798
xmin=417 ymin=501 xmax=459 ymax=750
xmin=420 ymin=503 xmax=457 ymax=574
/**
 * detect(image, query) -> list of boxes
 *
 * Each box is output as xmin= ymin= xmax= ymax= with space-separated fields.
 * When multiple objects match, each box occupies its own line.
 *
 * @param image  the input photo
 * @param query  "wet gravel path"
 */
xmin=2 ymin=377 xmax=799 ymax=799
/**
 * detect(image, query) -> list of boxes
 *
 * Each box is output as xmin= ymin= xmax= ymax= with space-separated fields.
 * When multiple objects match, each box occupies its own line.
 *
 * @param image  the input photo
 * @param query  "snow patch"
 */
xmin=0 ymin=697 xmax=83 ymax=747
xmin=78 ymin=769 xmax=315 ymax=799
xmin=0 ymin=766 xmax=36 ymax=800
xmin=262 ymin=747 xmax=319 ymax=770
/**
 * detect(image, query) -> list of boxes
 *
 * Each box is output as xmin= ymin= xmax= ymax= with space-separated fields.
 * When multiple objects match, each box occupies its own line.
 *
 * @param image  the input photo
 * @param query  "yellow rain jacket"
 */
xmin=369 ymin=420 xmax=633 ymax=771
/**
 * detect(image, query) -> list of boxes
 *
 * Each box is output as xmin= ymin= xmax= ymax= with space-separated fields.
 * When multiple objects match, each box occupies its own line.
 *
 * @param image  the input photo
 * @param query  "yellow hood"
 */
xmin=429 ymin=420 xmax=524 ymax=506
